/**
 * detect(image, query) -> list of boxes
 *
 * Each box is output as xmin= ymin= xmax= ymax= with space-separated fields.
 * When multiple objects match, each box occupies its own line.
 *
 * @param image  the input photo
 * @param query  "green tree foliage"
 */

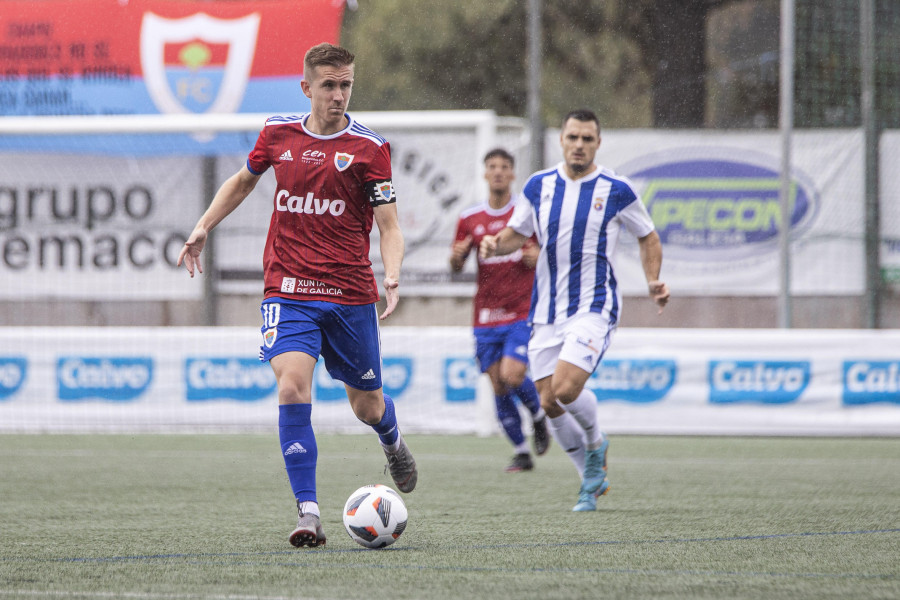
xmin=340 ymin=0 xmax=652 ymax=127
xmin=341 ymin=1 xmax=897 ymax=130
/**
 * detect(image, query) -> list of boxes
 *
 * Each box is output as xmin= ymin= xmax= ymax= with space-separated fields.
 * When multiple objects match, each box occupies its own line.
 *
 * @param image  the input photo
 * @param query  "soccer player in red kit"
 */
xmin=178 ymin=43 xmax=416 ymax=548
xmin=450 ymin=149 xmax=550 ymax=473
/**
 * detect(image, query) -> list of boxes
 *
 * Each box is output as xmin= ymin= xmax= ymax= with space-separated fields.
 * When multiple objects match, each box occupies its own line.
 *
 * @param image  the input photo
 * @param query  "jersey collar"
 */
xmin=556 ymin=161 xmax=601 ymax=184
xmin=300 ymin=112 xmax=354 ymax=140
xmin=483 ymin=201 xmax=515 ymax=217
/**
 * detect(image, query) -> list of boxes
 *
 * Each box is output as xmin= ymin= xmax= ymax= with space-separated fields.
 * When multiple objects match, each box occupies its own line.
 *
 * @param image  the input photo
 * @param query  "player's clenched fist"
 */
xmin=648 ymin=280 xmax=670 ymax=314
xmin=479 ymin=234 xmax=498 ymax=259
xmin=448 ymin=235 xmax=473 ymax=272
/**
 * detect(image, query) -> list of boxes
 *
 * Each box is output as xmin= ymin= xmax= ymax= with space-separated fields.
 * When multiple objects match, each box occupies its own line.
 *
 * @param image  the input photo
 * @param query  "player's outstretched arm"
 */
xmin=638 ymin=230 xmax=670 ymax=314
xmin=374 ymin=202 xmax=404 ymax=320
xmin=178 ymin=166 xmax=261 ymax=277
xmin=479 ymin=226 xmax=528 ymax=260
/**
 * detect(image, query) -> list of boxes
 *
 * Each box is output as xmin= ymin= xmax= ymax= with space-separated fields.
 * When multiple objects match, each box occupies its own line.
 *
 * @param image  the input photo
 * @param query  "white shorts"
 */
xmin=528 ymin=312 xmax=616 ymax=381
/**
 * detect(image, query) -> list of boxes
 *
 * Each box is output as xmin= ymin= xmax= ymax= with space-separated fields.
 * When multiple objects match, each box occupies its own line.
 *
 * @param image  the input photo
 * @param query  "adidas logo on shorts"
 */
xmin=361 ymin=369 xmax=375 ymax=380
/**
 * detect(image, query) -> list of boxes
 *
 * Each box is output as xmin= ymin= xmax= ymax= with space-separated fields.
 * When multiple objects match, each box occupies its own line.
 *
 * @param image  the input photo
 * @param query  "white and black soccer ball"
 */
xmin=342 ymin=484 xmax=408 ymax=549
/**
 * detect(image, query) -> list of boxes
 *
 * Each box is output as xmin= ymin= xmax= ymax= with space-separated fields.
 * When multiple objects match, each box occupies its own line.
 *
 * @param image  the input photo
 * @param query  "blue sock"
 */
xmin=370 ymin=394 xmax=400 ymax=446
xmin=514 ymin=377 xmax=541 ymax=416
xmin=279 ymin=404 xmax=317 ymax=503
xmin=495 ymin=392 xmax=525 ymax=446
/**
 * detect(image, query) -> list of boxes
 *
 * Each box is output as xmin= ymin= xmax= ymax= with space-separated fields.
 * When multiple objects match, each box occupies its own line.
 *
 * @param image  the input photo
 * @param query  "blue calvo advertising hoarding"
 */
xmin=843 ymin=360 xmax=900 ymax=405
xmin=314 ymin=357 xmax=413 ymax=402
xmin=184 ymin=357 xmax=276 ymax=401
xmin=57 ymin=356 xmax=153 ymax=402
xmin=0 ymin=357 xmax=27 ymax=400
xmin=708 ymin=360 xmax=811 ymax=404
xmin=586 ymin=359 xmax=677 ymax=403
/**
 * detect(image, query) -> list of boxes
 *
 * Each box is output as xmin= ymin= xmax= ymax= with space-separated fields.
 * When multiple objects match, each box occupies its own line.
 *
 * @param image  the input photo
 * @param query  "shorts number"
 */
xmin=262 ymin=303 xmax=281 ymax=328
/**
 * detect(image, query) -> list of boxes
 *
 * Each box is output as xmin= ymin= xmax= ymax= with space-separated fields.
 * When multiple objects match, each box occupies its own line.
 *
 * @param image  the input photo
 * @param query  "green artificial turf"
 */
xmin=1 ymin=434 xmax=898 ymax=599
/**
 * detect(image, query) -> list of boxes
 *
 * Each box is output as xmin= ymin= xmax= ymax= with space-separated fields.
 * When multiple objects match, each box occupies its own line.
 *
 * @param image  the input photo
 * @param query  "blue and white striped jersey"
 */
xmin=508 ymin=163 xmax=655 ymax=325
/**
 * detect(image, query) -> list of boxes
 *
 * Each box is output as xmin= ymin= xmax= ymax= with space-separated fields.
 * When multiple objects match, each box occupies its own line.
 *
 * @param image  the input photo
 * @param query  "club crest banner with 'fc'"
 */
xmin=0 ymin=0 xmax=344 ymax=154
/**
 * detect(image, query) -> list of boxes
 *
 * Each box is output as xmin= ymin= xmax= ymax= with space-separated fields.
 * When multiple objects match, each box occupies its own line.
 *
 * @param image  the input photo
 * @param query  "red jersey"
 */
xmin=247 ymin=114 xmax=395 ymax=305
xmin=453 ymin=202 xmax=536 ymax=328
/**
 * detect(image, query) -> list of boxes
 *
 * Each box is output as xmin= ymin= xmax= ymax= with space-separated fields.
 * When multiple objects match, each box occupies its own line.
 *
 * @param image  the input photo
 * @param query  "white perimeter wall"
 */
xmin=1 ymin=327 xmax=898 ymax=436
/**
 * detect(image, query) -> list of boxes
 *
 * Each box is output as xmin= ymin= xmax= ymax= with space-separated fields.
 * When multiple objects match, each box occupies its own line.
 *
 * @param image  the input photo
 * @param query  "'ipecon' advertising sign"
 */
xmin=633 ymin=157 xmax=819 ymax=260
xmin=564 ymin=131 xmax=869 ymax=296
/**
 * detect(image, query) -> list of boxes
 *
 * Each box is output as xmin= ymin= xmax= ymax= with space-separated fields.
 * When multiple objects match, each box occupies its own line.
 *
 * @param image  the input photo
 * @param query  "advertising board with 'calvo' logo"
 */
xmin=313 ymin=359 xmax=344 ymax=402
xmin=313 ymin=357 xmax=413 ymax=402
xmin=586 ymin=359 xmax=676 ymax=403
xmin=57 ymin=357 xmax=153 ymax=402
xmin=184 ymin=358 xmax=276 ymax=401
xmin=444 ymin=357 xmax=479 ymax=403
xmin=381 ymin=358 xmax=413 ymax=399
xmin=0 ymin=357 xmax=27 ymax=401
xmin=842 ymin=360 xmax=900 ymax=405
xmin=708 ymin=360 xmax=811 ymax=404
xmin=621 ymin=148 xmax=819 ymax=262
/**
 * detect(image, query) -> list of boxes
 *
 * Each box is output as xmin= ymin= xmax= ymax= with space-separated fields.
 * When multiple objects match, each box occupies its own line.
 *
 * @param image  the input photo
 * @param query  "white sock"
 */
xmin=298 ymin=501 xmax=320 ymax=518
xmin=562 ymin=390 xmax=604 ymax=450
xmin=513 ymin=441 xmax=530 ymax=455
xmin=547 ymin=412 xmax=586 ymax=478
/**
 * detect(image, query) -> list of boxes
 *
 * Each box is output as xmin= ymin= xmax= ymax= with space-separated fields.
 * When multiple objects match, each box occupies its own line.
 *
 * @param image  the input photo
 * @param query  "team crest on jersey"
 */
xmin=334 ymin=152 xmax=355 ymax=171
xmin=593 ymin=195 xmax=606 ymax=211
xmin=377 ymin=182 xmax=394 ymax=202
xmin=264 ymin=328 xmax=278 ymax=348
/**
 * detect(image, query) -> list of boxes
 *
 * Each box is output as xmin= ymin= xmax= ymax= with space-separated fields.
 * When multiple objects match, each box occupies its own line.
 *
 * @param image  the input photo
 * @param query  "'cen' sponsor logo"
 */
xmin=708 ymin=360 xmax=810 ymax=404
xmin=57 ymin=356 xmax=153 ymax=402
xmin=842 ymin=360 xmax=900 ymax=405
xmin=184 ymin=358 xmax=276 ymax=401
xmin=586 ymin=359 xmax=676 ymax=403
xmin=0 ymin=357 xmax=27 ymax=400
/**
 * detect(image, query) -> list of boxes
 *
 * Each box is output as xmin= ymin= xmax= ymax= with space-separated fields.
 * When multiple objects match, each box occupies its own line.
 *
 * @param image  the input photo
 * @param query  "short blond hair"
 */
xmin=303 ymin=43 xmax=355 ymax=78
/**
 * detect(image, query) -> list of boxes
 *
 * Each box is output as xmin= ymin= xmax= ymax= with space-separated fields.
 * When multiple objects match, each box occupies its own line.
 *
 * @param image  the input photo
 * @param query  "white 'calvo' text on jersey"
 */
xmin=508 ymin=163 xmax=655 ymax=325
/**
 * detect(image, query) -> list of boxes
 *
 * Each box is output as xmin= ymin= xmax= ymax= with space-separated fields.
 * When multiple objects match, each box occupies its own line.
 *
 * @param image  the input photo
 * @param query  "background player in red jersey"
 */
xmin=450 ymin=148 xmax=550 ymax=472
xmin=178 ymin=43 xmax=416 ymax=548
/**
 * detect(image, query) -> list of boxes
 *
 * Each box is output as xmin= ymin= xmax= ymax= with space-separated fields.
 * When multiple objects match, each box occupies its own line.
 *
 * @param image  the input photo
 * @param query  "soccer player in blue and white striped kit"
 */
xmin=480 ymin=109 xmax=669 ymax=511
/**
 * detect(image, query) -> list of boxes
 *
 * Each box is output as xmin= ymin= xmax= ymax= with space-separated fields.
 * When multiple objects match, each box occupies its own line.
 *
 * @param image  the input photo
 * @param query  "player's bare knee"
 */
xmin=552 ymin=380 xmax=581 ymax=405
xmin=538 ymin=390 xmax=559 ymax=415
xmin=348 ymin=391 xmax=384 ymax=424
xmin=542 ymin=400 xmax=565 ymax=418
xmin=351 ymin=403 xmax=381 ymax=425
xmin=500 ymin=370 xmax=525 ymax=390
xmin=277 ymin=384 xmax=311 ymax=405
